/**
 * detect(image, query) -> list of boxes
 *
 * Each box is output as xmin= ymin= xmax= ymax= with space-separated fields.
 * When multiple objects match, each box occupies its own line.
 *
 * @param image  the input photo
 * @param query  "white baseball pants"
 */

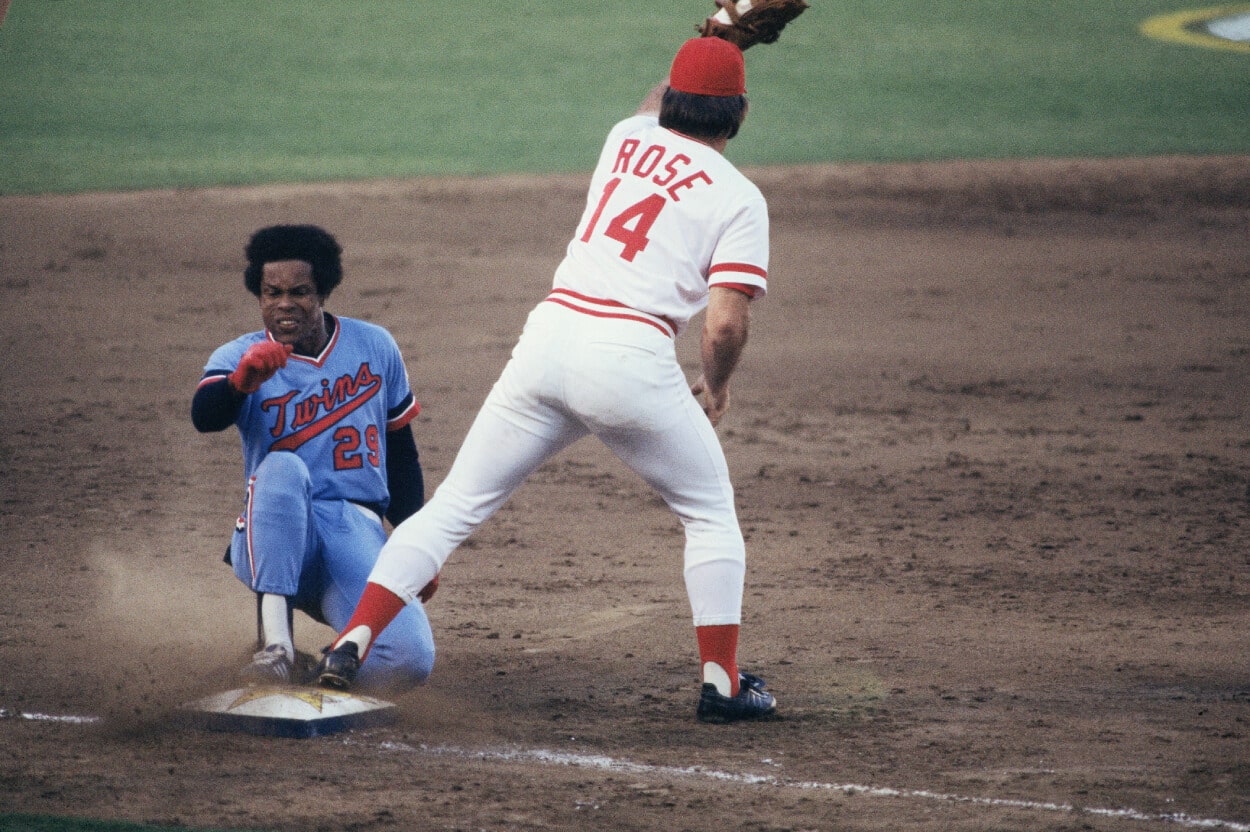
xmin=371 ymin=301 xmax=747 ymax=627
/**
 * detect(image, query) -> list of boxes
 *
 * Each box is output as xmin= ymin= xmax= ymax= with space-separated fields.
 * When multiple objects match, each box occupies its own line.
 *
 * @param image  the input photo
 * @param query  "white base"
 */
xmin=178 ymin=685 xmax=397 ymax=738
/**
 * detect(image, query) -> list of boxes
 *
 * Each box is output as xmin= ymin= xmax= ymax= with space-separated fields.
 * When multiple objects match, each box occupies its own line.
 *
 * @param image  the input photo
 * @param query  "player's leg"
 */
xmin=320 ymin=324 xmax=588 ymax=684
xmin=314 ymin=500 xmax=435 ymax=692
xmin=229 ymin=451 xmax=318 ymax=682
xmin=560 ymin=325 xmax=746 ymax=630
xmin=373 ymin=361 xmax=589 ymax=600
xmin=602 ymin=408 xmax=776 ymax=721
xmin=596 ymin=382 xmax=747 ymax=643
xmin=574 ymin=334 xmax=773 ymax=719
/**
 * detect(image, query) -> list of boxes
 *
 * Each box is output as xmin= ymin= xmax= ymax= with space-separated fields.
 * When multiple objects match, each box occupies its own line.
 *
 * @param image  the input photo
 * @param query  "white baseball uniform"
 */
xmin=370 ymin=113 xmax=769 ymax=627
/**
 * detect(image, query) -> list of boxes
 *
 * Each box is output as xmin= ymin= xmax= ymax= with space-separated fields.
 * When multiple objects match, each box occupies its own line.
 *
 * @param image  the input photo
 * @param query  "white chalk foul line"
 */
xmin=0 ymin=708 xmax=101 ymax=724
xmin=356 ymin=740 xmax=1250 ymax=832
xmin=7 ymin=710 xmax=1243 ymax=830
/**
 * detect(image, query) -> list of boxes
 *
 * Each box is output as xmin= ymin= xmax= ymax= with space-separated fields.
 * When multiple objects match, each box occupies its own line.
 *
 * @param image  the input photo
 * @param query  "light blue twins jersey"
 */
xmin=200 ymin=314 xmax=418 ymax=509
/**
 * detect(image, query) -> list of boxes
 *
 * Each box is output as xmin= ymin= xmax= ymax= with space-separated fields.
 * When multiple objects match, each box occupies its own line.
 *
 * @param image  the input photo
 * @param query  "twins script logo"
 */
xmin=262 ymin=362 xmax=381 ymax=453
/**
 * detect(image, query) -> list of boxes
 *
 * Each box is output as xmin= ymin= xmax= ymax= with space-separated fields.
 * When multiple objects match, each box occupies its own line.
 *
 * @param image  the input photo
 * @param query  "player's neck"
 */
xmin=666 ymin=127 xmax=728 ymax=155
xmin=294 ymin=312 xmax=333 ymax=357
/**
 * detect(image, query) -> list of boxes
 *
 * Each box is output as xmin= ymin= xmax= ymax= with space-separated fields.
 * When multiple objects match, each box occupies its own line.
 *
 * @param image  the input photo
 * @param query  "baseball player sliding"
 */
xmin=316 ymin=2 xmax=807 ymax=722
xmin=192 ymin=225 xmax=438 ymax=691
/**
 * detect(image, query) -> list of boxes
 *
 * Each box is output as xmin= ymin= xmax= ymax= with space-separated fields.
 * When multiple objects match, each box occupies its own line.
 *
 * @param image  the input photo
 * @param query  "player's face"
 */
xmin=258 ymin=259 xmax=328 ymax=356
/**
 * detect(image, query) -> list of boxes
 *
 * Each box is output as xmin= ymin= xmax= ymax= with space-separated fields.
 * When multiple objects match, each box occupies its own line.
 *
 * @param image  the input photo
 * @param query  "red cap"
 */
xmin=669 ymin=37 xmax=746 ymax=97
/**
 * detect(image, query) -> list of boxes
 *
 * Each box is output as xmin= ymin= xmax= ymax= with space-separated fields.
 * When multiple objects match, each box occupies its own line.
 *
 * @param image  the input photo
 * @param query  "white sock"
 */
xmin=260 ymin=593 xmax=294 ymax=658
xmin=703 ymin=661 xmax=734 ymax=697
xmin=335 ymin=625 xmax=373 ymax=655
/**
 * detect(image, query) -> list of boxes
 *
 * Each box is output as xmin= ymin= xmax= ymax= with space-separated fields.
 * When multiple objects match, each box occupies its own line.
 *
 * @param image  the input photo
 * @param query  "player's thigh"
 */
xmin=601 ymin=387 xmax=737 ymax=524
xmin=440 ymin=362 xmax=588 ymax=512
xmin=312 ymin=501 xmax=388 ymax=603
xmin=230 ymin=452 xmax=319 ymax=590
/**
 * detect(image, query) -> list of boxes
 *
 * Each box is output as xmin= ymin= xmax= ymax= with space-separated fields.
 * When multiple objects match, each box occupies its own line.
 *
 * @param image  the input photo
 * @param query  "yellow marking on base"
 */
xmin=227 ymin=687 xmax=330 ymax=712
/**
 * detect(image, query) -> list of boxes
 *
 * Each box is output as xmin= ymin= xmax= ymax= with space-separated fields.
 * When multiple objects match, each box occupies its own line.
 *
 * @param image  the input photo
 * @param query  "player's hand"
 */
xmin=228 ymin=341 xmax=293 ymax=394
xmin=691 ymin=374 xmax=730 ymax=427
xmin=418 ymin=574 xmax=439 ymax=604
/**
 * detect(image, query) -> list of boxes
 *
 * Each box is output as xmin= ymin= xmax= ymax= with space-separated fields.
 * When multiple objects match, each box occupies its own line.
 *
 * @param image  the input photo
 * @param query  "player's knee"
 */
xmin=431 ymin=481 xmax=499 ymax=532
xmin=359 ymin=638 xmax=435 ymax=692
xmin=683 ymin=512 xmax=744 ymax=553
xmin=250 ymin=453 xmax=313 ymax=516
xmin=255 ymin=451 xmax=311 ymax=486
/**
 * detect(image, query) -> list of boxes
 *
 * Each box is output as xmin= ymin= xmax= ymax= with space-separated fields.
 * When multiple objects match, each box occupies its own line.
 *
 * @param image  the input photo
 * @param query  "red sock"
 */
xmin=335 ymin=582 xmax=406 ymax=661
xmin=696 ymin=624 xmax=740 ymax=696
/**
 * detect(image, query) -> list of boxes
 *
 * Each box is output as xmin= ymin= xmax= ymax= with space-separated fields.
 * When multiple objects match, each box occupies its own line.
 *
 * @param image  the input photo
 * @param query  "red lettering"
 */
xmin=261 ymin=391 xmax=297 ymax=438
xmin=604 ymin=194 xmax=666 ymax=262
xmin=666 ymin=170 xmax=713 ymax=202
xmin=333 ymin=426 xmax=363 ymax=470
xmin=267 ymin=363 xmax=384 ymax=455
xmin=616 ymin=140 xmax=709 ymax=198
xmin=365 ymin=424 xmax=380 ymax=467
xmin=632 ymin=144 xmax=664 ymax=178
xmin=613 ymin=139 xmax=639 ymax=174
xmin=271 ymin=363 xmax=384 ymax=433
xmin=583 ymin=141 xmax=714 ymax=256
xmin=653 ymin=153 xmax=691 ymax=188
xmin=581 ymin=177 xmax=622 ymax=243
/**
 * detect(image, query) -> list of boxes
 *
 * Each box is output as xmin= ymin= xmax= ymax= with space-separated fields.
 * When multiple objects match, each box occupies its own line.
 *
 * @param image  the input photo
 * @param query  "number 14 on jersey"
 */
xmin=580 ymin=178 xmax=667 ymax=263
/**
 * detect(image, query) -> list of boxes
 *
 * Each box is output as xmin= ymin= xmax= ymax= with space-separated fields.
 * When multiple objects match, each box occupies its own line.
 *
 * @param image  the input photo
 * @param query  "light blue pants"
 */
xmin=231 ymin=451 xmax=435 ymax=690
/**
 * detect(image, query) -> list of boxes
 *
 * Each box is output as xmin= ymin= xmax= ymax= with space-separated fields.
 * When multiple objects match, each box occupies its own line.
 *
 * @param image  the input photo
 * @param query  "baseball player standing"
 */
xmin=192 ymin=224 xmax=437 ymax=690
xmin=317 ymin=37 xmax=777 ymax=722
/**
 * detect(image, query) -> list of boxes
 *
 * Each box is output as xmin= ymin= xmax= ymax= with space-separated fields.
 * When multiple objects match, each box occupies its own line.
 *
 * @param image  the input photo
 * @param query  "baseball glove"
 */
xmin=696 ymin=0 xmax=810 ymax=49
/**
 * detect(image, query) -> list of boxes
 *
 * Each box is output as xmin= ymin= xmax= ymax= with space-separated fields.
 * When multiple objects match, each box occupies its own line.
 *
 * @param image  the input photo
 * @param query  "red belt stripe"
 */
xmin=544 ymin=289 xmax=677 ymax=338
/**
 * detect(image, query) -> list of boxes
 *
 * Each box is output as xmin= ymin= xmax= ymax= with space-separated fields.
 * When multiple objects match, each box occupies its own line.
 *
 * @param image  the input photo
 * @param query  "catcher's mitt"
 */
xmin=697 ymin=0 xmax=810 ymax=50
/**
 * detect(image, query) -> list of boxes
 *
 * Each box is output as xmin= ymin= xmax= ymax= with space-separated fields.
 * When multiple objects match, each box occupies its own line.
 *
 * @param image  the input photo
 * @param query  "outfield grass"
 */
xmin=1 ymin=0 xmax=1245 ymax=194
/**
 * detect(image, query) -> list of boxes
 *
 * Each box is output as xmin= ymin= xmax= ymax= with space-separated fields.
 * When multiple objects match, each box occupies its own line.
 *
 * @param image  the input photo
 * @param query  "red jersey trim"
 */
xmin=197 ymin=373 xmax=229 ymax=390
xmin=243 ymin=475 xmax=259 ymax=584
xmin=709 ymin=262 xmax=767 ymax=281
xmin=715 ymin=283 xmax=759 ymax=299
xmin=544 ymin=289 xmax=677 ymax=338
xmin=386 ymin=399 xmax=421 ymax=432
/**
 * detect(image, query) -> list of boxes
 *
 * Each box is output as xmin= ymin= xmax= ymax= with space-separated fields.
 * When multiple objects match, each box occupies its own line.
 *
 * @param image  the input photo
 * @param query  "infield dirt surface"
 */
xmin=1 ymin=156 xmax=1248 ymax=831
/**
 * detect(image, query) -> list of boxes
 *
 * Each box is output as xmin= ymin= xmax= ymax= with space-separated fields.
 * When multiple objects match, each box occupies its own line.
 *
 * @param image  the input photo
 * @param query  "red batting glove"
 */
xmin=418 ymin=574 xmax=439 ymax=604
xmin=228 ymin=341 xmax=293 ymax=394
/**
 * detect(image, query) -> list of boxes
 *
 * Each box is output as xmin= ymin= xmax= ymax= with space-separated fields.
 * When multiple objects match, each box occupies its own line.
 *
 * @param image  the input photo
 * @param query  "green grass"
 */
xmin=0 ymin=0 xmax=1245 ymax=194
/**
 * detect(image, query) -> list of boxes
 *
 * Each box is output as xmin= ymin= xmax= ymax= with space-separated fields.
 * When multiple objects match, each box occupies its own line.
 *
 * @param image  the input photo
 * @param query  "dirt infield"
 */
xmin=1 ymin=156 xmax=1248 ymax=831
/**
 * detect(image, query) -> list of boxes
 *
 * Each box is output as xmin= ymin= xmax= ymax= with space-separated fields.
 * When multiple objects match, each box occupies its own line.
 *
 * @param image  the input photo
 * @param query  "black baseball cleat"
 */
xmin=316 ymin=642 xmax=361 ymax=690
xmin=696 ymin=671 xmax=778 ymax=724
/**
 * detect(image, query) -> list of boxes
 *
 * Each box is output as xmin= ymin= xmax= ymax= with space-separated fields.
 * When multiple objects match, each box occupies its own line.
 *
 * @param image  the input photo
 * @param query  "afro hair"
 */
xmin=243 ymin=224 xmax=343 ymax=298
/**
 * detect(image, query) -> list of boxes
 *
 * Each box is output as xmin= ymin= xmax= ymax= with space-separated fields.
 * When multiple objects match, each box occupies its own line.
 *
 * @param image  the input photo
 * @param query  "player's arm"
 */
xmin=384 ymin=423 xmax=424 ymax=526
xmin=384 ymin=422 xmax=441 ymax=603
xmin=636 ymin=78 xmax=670 ymax=116
xmin=191 ymin=376 xmax=246 ymax=433
xmin=192 ymin=341 xmax=293 ymax=432
xmin=691 ymin=286 xmax=752 ymax=427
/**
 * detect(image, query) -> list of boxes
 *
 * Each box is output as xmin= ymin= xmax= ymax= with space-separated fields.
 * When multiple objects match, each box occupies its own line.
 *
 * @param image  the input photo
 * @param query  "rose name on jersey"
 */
xmin=613 ymin=139 xmax=714 ymax=201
